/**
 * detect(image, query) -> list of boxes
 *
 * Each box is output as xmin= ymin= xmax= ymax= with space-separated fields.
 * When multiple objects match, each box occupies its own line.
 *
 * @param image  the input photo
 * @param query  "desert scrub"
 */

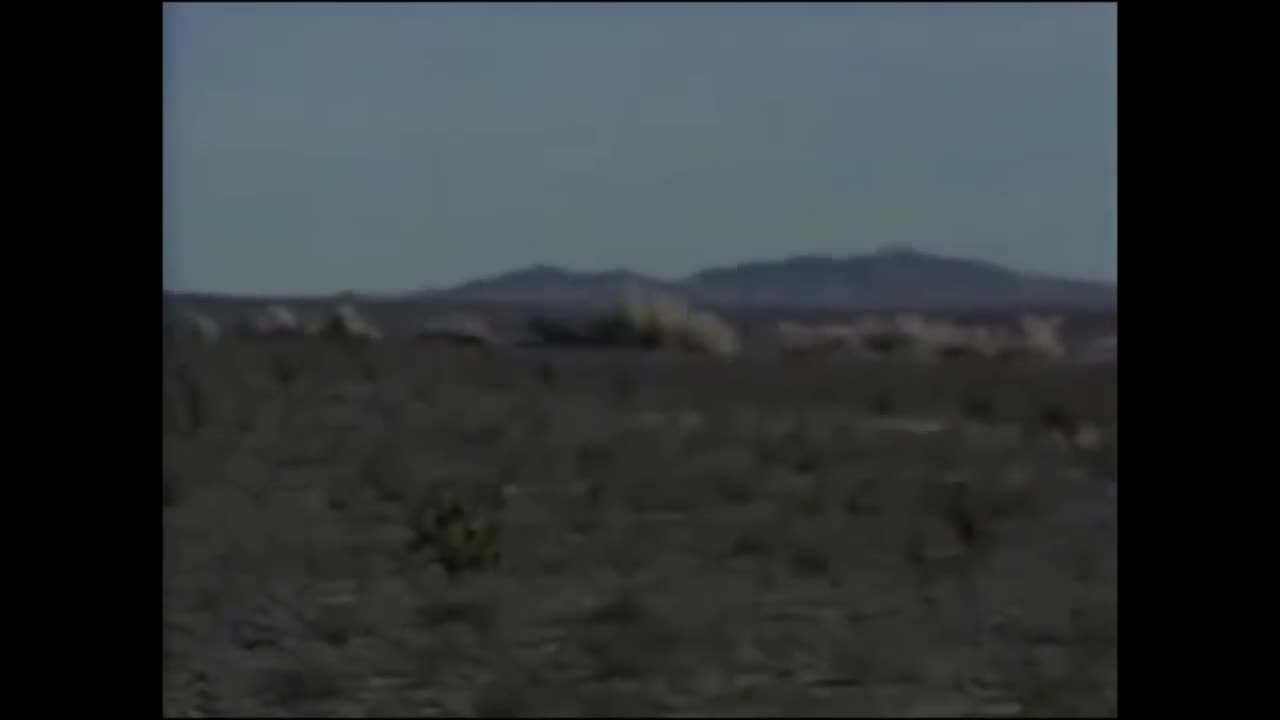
xmin=417 ymin=313 xmax=503 ymax=347
xmin=681 ymin=308 xmax=741 ymax=357
xmin=603 ymin=287 xmax=743 ymax=358
xmin=408 ymin=491 xmax=504 ymax=579
xmin=309 ymin=301 xmax=383 ymax=342
xmin=862 ymin=329 xmax=914 ymax=356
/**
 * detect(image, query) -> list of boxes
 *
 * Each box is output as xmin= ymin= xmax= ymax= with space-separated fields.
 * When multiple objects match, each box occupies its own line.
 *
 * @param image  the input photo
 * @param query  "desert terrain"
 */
xmin=163 ymin=300 xmax=1116 ymax=717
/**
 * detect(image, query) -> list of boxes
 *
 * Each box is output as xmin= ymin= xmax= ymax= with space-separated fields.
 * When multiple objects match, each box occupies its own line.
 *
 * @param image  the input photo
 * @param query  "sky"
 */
xmin=163 ymin=2 xmax=1117 ymax=296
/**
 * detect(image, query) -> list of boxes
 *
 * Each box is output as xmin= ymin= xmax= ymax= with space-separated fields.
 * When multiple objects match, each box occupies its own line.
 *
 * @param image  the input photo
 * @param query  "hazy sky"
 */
xmin=163 ymin=2 xmax=1117 ymax=296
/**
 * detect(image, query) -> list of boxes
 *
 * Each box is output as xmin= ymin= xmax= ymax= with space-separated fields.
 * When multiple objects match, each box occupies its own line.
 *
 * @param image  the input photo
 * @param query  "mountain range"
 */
xmin=428 ymin=248 xmax=1116 ymax=311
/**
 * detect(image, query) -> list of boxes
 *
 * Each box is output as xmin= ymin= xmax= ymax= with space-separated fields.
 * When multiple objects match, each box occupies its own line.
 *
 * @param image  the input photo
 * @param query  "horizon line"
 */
xmin=164 ymin=247 xmax=1117 ymax=298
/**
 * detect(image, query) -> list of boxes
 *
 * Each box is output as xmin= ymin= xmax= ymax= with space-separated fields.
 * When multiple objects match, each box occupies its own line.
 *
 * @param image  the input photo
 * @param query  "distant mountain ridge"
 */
xmin=434 ymin=248 xmax=1116 ymax=311
xmin=433 ymin=265 xmax=677 ymax=306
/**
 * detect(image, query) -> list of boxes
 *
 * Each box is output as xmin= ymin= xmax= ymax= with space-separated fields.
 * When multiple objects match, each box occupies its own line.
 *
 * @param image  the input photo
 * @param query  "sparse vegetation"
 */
xmin=417 ymin=313 xmax=503 ymax=346
xmin=408 ymin=491 xmax=504 ymax=578
xmin=863 ymin=329 xmax=914 ymax=356
xmin=164 ymin=301 xmax=1115 ymax=716
xmin=528 ymin=288 xmax=741 ymax=358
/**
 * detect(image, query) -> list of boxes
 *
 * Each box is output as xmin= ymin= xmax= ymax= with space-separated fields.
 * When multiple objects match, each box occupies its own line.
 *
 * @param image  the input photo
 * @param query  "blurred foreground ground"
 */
xmin=163 ymin=333 xmax=1116 ymax=717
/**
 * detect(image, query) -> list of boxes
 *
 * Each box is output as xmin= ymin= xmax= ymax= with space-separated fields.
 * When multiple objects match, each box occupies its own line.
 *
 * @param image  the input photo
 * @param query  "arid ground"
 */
xmin=163 ymin=311 xmax=1116 ymax=717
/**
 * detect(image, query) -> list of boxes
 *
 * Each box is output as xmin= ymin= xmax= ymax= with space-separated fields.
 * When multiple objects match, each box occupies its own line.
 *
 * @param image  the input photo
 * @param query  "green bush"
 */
xmin=409 ymin=491 xmax=503 ymax=578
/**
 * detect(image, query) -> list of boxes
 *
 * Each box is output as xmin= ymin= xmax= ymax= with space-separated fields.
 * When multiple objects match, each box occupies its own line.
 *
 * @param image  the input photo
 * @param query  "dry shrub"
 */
xmin=964 ymin=325 xmax=1018 ymax=357
xmin=831 ymin=315 xmax=897 ymax=356
xmin=309 ymin=302 xmax=382 ymax=342
xmin=818 ymin=323 xmax=860 ymax=345
xmin=862 ymin=329 xmax=915 ymax=356
xmin=166 ymin=309 xmax=221 ymax=346
xmin=524 ymin=315 xmax=604 ymax=345
xmin=850 ymin=314 xmax=1034 ymax=360
xmin=526 ymin=316 xmax=595 ymax=346
xmin=977 ymin=326 xmax=1032 ymax=359
xmin=417 ymin=314 xmax=502 ymax=346
xmin=524 ymin=288 xmax=738 ymax=356
xmin=1019 ymin=314 xmax=1066 ymax=358
xmin=680 ymin=308 xmax=740 ymax=357
xmin=243 ymin=304 xmax=303 ymax=338
xmin=933 ymin=324 xmax=1018 ymax=360
xmin=943 ymin=314 xmax=1066 ymax=360
xmin=887 ymin=314 xmax=975 ymax=358
xmin=849 ymin=315 xmax=894 ymax=336
xmin=776 ymin=321 xmax=855 ymax=354
xmin=620 ymin=285 xmax=688 ymax=342
xmin=893 ymin=313 xmax=931 ymax=338
xmin=588 ymin=287 xmax=741 ymax=357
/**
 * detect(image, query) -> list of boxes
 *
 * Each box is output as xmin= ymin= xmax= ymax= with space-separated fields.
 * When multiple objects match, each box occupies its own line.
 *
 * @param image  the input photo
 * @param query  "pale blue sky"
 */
xmin=163 ymin=2 xmax=1117 ymax=296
